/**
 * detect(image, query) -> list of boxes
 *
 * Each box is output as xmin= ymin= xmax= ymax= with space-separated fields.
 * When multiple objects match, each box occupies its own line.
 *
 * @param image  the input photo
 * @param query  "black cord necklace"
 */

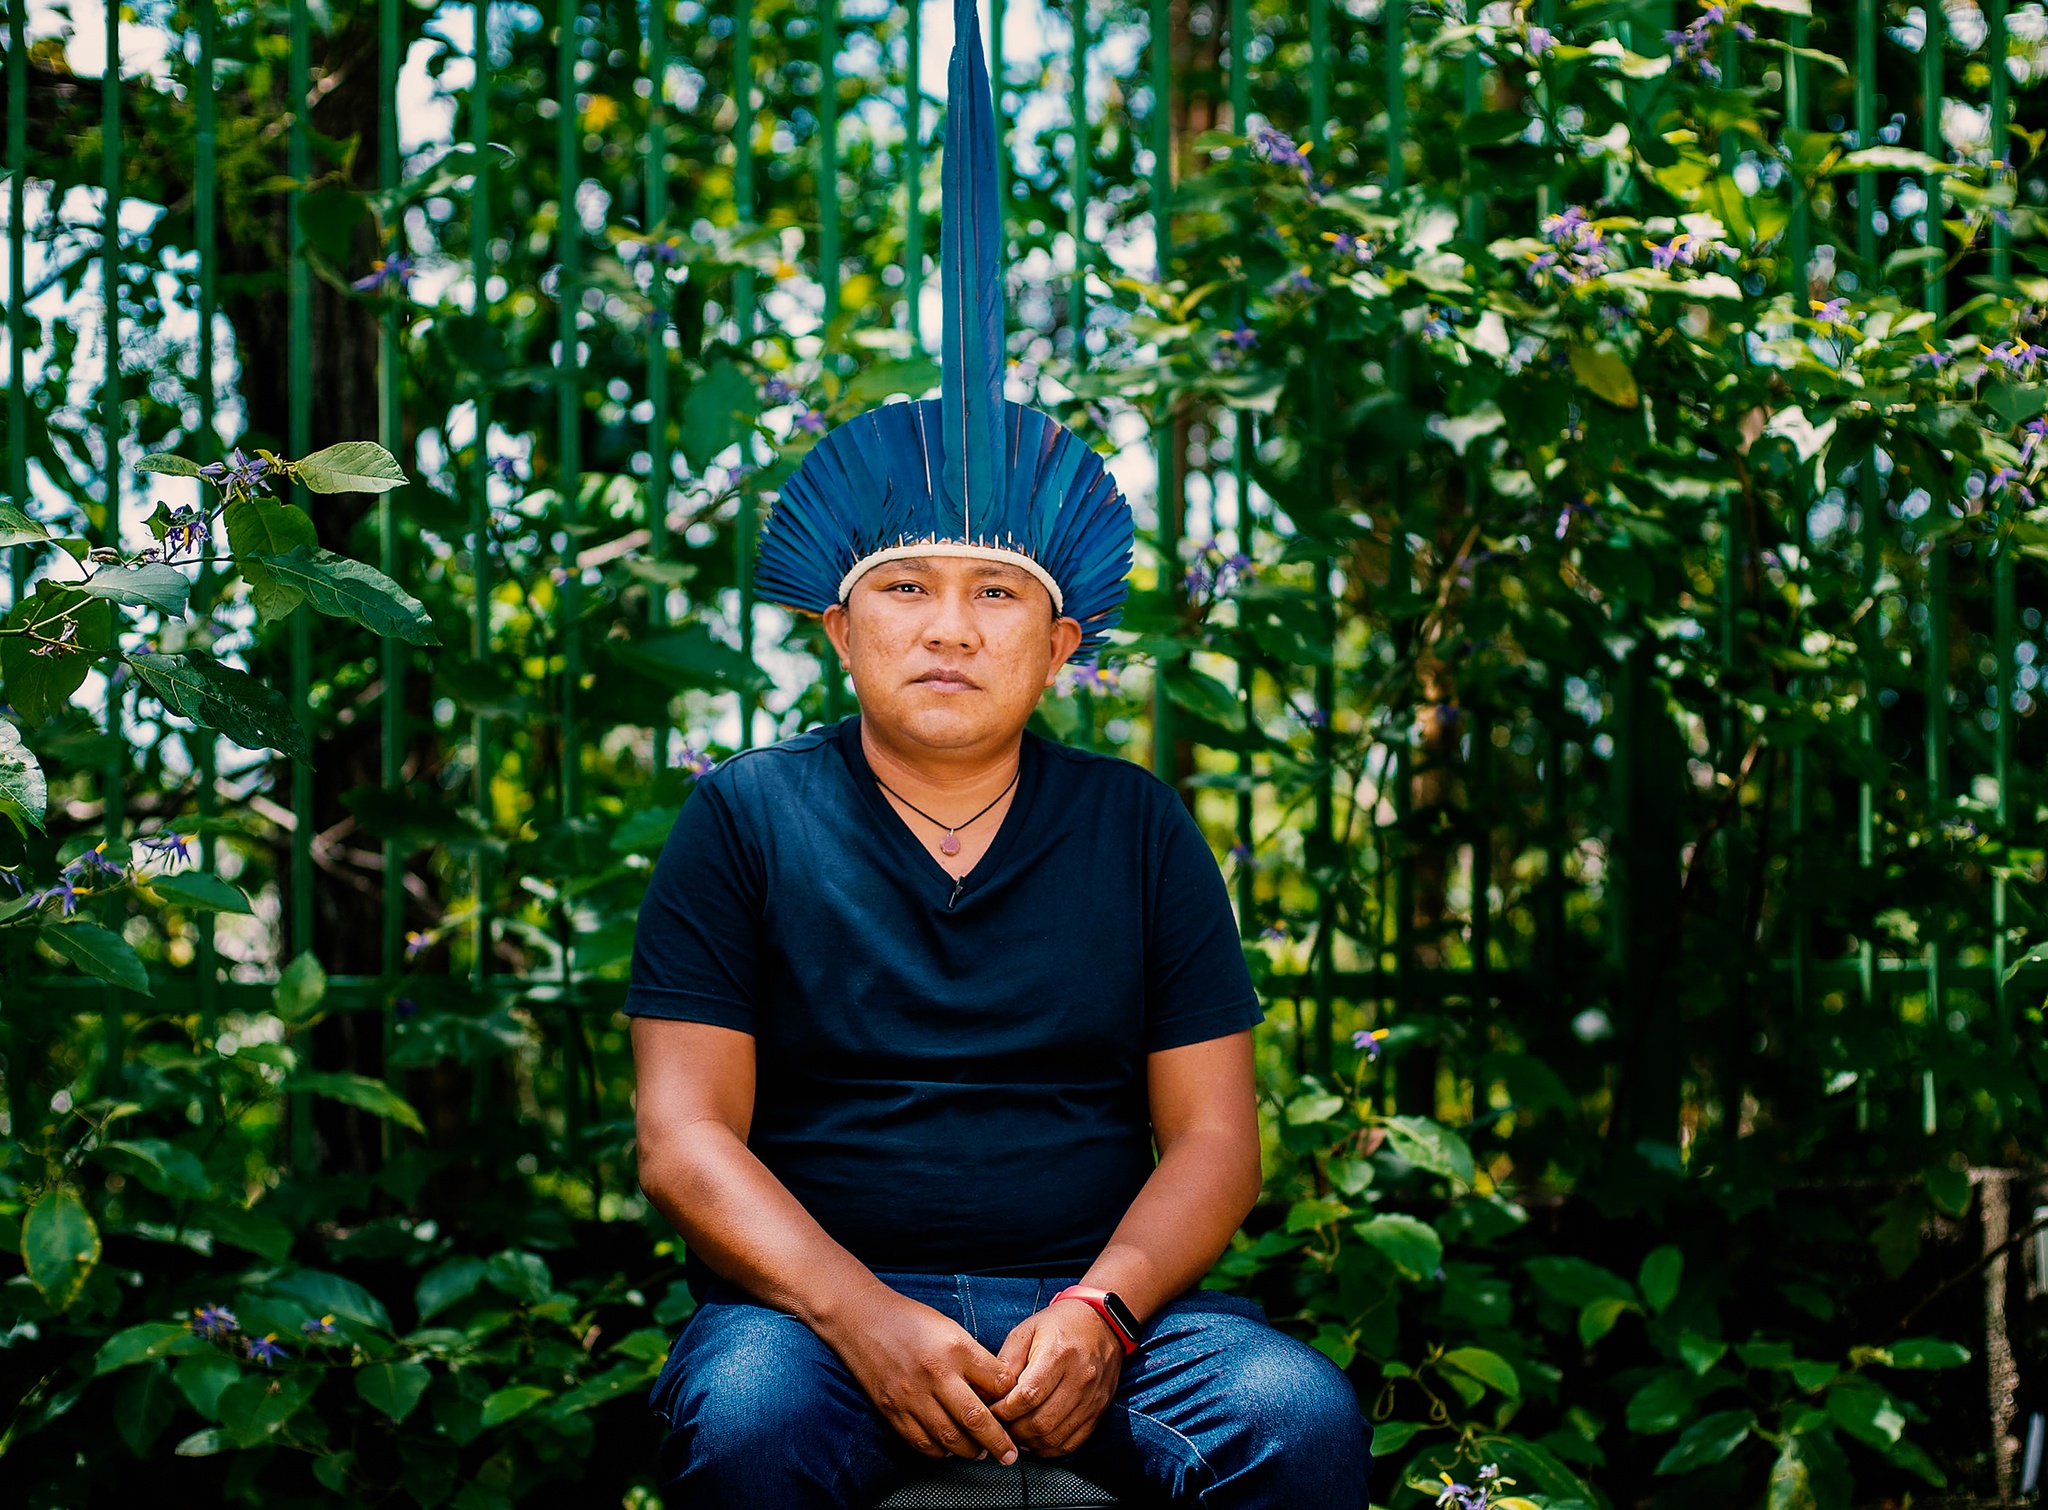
xmin=872 ymin=764 xmax=1020 ymax=857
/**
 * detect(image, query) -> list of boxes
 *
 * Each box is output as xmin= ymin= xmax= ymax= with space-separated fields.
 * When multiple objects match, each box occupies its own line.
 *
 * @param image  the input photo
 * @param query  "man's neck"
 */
xmin=858 ymin=718 xmax=1024 ymax=811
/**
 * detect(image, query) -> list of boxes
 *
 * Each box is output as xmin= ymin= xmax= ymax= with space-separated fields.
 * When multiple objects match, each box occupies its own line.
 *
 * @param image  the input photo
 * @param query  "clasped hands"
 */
xmin=828 ymin=1290 xmax=1125 ymax=1464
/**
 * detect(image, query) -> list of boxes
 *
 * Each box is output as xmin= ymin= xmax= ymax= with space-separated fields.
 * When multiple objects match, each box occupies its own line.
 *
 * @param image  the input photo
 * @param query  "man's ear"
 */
xmin=1043 ymin=617 xmax=1085 ymax=685
xmin=822 ymin=602 xmax=852 ymax=662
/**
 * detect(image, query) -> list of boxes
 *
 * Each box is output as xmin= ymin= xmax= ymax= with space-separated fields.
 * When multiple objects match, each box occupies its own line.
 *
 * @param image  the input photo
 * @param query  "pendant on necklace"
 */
xmin=940 ymin=832 xmax=962 ymax=856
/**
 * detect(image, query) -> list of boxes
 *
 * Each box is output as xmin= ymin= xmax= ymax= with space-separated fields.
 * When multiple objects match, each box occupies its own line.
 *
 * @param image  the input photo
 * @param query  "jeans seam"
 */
xmin=958 ymin=1274 xmax=976 ymax=1342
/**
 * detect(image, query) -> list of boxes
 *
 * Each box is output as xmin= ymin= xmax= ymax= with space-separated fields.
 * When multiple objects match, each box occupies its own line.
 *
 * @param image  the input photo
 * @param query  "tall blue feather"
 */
xmin=940 ymin=0 xmax=1004 ymax=535
xmin=750 ymin=0 xmax=1134 ymax=667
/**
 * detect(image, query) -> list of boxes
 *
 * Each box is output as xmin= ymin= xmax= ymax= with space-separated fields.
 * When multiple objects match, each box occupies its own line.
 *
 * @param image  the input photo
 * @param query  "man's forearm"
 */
xmin=1076 ymin=1125 xmax=1261 ymax=1325
xmin=638 ymin=1118 xmax=888 ymax=1336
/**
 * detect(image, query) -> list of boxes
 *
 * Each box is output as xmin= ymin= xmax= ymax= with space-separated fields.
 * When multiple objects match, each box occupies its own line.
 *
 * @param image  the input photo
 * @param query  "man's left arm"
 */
xmin=989 ymin=1029 xmax=1261 ymax=1455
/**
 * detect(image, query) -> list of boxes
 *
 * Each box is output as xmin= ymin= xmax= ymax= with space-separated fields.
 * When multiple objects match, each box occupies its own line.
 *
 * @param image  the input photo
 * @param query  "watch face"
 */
xmin=1101 ymin=1292 xmax=1141 ymax=1342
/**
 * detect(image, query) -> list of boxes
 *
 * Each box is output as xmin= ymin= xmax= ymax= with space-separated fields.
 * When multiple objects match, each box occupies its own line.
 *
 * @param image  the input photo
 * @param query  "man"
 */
xmin=624 ymin=4 xmax=1371 ymax=1504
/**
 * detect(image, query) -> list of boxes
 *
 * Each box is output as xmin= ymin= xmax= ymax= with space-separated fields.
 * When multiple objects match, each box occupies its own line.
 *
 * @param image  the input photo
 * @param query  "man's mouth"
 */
xmin=913 ymin=670 xmax=980 ymax=690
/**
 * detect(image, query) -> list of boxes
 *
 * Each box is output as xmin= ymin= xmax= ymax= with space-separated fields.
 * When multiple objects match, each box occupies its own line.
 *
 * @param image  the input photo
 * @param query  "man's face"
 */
xmin=822 ymin=555 xmax=1085 ymax=752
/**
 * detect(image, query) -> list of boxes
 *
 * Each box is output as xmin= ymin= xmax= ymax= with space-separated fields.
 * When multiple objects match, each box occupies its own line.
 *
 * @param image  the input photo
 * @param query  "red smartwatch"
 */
xmin=1050 ymin=1285 xmax=1143 ymax=1357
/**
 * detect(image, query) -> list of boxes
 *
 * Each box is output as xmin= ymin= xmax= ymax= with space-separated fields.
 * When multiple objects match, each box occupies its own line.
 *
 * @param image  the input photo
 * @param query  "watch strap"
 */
xmin=1050 ymin=1284 xmax=1141 ymax=1357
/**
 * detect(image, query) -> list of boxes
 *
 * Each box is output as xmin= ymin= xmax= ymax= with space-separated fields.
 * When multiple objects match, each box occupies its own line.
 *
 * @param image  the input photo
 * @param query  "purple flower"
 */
xmin=1065 ymin=661 xmax=1119 ymax=695
xmin=1985 ymin=339 xmax=2048 ymax=374
xmin=679 ymin=745 xmax=717 ymax=778
xmin=351 ymin=255 xmax=414 ymax=294
xmin=1914 ymin=345 xmax=1956 ymax=369
xmin=1260 ymin=923 xmax=1289 ymax=942
xmin=140 ymin=830 xmax=194 ymax=867
xmin=0 ymin=871 xmax=21 ymax=895
xmin=1228 ymin=842 xmax=1253 ymax=866
xmin=649 ymin=238 xmax=683 ymax=265
xmin=1327 ymin=231 xmax=1375 ymax=265
xmin=1526 ymin=24 xmax=1554 ymax=54
xmin=243 ymin=1333 xmax=289 ymax=1367
xmin=793 ymin=409 xmax=828 ymax=435
xmin=489 ymin=455 xmax=520 ymax=483
xmin=63 ymin=846 xmax=124 ymax=882
xmin=1222 ymin=324 xmax=1257 ymax=352
xmin=404 ymin=930 xmax=430 ymax=959
xmin=1353 ymin=1027 xmax=1388 ymax=1062
xmin=1811 ymin=297 xmax=1851 ymax=326
xmin=1649 ymin=233 xmax=1695 ymax=271
xmin=1183 ymin=563 xmax=1216 ymax=596
xmin=1531 ymin=206 xmax=1616 ymax=287
xmin=2021 ymin=417 xmax=2048 ymax=466
xmin=1990 ymin=466 xmax=2023 ymax=494
xmin=1249 ymin=122 xmax=1314 ymax=184
xmin=763 ymin=376 xmax=800 ymax=405
xmin=191 ymin=1305 xmax=239 ymax=1341
xmin=300 ymin=1314 xmax=338 ymax=1338
xmin=198 ymin=448 xmax=272 ymax=498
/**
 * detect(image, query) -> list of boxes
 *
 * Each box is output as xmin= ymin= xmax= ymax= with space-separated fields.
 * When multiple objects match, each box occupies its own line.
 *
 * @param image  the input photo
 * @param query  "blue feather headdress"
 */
xmin=751 ymin=0 xmax=1134 ymax=660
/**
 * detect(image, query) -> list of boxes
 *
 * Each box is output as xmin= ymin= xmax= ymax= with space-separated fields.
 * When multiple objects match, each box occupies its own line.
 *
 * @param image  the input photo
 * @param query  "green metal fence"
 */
xmin=4 ymin=0 xmax=2046 ymax=1154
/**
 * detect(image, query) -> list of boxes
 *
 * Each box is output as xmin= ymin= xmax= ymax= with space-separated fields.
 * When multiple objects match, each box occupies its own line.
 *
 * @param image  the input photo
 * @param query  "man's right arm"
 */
xmin=631 ymin=1016 xmax=1021 ymax=1463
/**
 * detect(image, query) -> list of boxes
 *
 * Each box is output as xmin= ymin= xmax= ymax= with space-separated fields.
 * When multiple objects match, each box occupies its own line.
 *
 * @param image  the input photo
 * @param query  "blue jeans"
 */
xmin=648 ymin=1272 xmax=1372 ymax=1508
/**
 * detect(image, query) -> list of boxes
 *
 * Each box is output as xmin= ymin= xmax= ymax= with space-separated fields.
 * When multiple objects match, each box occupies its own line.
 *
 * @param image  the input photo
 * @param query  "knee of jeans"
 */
xmin=1236 ymin=1338 xmax=1370 ymax=1461
xmin=660 ymin=1314 xmax=824 ymax=1453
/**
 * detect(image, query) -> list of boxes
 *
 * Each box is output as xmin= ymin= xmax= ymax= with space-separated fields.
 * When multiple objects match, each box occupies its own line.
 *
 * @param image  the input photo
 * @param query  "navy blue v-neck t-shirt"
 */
xmin=623 ymin=716 xmax=1264 ymax=1277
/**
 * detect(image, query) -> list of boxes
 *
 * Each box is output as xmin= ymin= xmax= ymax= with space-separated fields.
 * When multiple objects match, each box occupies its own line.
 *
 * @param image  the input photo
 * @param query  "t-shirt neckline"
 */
xmin=835 ymin=715 xmax=1041 ymax=905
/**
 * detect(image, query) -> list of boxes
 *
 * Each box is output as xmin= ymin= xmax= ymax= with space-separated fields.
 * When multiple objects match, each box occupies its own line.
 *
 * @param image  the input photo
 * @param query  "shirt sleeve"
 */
xmin=622 ymin=775 xmax=763 ymax=1032
xmin=1143 ymin=789 xmax=1266 ymax=1053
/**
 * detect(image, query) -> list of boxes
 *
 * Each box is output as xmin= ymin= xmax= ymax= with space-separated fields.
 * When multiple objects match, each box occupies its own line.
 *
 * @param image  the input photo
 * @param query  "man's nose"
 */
xmin=923 ymin=587 xmax=981 ymax=648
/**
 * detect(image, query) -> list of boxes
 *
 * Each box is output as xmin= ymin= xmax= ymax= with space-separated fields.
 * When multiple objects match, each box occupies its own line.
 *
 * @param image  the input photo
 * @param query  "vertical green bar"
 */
xmin=1785 ymin=4 xmax=1809 ymax=1018
xmin=288 ymin=0 xmax=315 ymax=1165
xmin=7 ymin=0 xmax=23 ymax=518
xmin=558 ymin=0 xmax=582 ymax=821
xmin=1786 ymin=11 xmax=1808 ymax=294
xmin=1309 ymin=0 xmax=1328 ymax=145
xmin=905 ymin=0 xmax=922 ymax=343
xmin=1991 ymin=0 xmax=2013 ymax=1035
xmin=471 ymin=0 xmax=495 ymax=987
xmin=1066 ymin=0 xmax=1084 ymax=347
xmin=196 ymin=0 xmax=221 ymax=1046
xmin=1920 ymin=0 xmax=1946 ymax=1048
xmin=647 ymin=0 xmax=671 ymax=772
xmin=820 ymin=0 xmax=839 ymax=335
xmin=99 ymin=0 xmax=124 ymax=1086
xmin=379 ymin=0 xmax=403 ymax=1009
xmin=1229 ymin=0 xmax=1248 ymax=127
xmin=1229 ymin=0 xmax=1253 ymax=927
xmin=1384 ymin=0 xmax=1410 ymax=1039
xmin=1854 ymin=0 xmax=1877 ymax=1019
xmin=733 ymin=0 xmax=757 ymax=746
xmin=1150 ymin=0 xmax=1175 ymax=782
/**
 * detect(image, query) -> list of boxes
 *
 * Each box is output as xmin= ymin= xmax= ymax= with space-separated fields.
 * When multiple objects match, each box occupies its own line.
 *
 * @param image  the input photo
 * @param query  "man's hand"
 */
xmin=989 ymin=1299 xmax=1125 ymax=1456
xmin=823 ymin=1291 xmax=1022 ymax=1463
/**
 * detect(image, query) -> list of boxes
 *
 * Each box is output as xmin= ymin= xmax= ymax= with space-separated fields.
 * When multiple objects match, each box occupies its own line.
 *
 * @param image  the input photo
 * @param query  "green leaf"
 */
xmin=292 ymin=440 xmax=409 ymax=494
xmin=284 ymin=1071 xmax=426 ymax=1134
xmin=1833 ymin=145 xmax=1948 ymax=173
xmin=1162 ymin=664 xmax=1246 ymax=731
xmin=274 ymin=949 xmax=329 ymax=1022
xmin=1638 ymin=1245 xmax=1683 ymax=1314
xmin=130 ymin=651 xmax=311 ymax=762
xmin=112 ymin=1364 xmax=177 ymax=1458
xmin=265 ymin=1269 xmax=394 ymax=1333
xmin=201 ymin=1204 xmax=294 ymax=1262
xmin=1655 ymin=1409 xmax=1756 ymax=1475
xmin=40 ymin=922 xmax=152 ymax=996
xmin=416 ymin=1256 xmax=488 ymax=1321
xmin=1286 ymin=1197 xmax=1352 ymax=1233
xmin=76 ymin=562 xmax=192 ymax=615
xmin=1440 ymin=1346 xmax=1520 ymax=1398
xmin=1883 ymin=1436 xmax=1947 ymax=1488
xmin=1 ymin=583 xmax=115 ymax=723
xmin=1578 ymin=1294 xmax=1639 ymax=1346
xmin=1527 ymin=1255 xmax=1635 ymax=1308
xmin=1353 ymin=1213 xmax=1444 ymax=1281
xmin=106 ymin=1138 xmax=213 ymax=1199
xmin=1381 ymin=1116 xmax=1475 ymax=1185
xmin=223 ymin=496 xmax=318 ymax=619
xmin=1825 ymin=1378 xmax=1905 ymax=1448
xmin=174 ymin=1427 xmax=228 ymax=1457
xmin=0 ymin=718 xmax=48 ymax=835
xmin=485 ymin=1249 xmax=554 ymax=1303
xmin=173 ymin=1353 xmax=241 ymax=1420
xmin=1567 ymin=345 xmax=1640 ymax=408
xmin=95 ymin=1321 xmax=208 ymax=1374
xmin=478 ymin=1384 xmax=553 ymax=1428
xmin=608 ymin=623 xmax=771 ymax=695
xmin=356 ymin=1360 xmax=432 ymax=1423
xmin=1923 ymin=1164 xmax=1971 ymax=1218
xmin=0 ymin=499 xmax=51 ymax=546
xmin=136 ymin=451 xmax=204 ymax=477
xmin=1883 ymin=1337 xmax=1970 ymax=1370
xmin=843 ymin=355 xmax=941 ymax=406
xmin=218 ymin=1372 xmax=316 ymax=1447
xmin=1284 ymin=1091 xmax=1345 ymax=1126
xmin=246 ymin=546 xmax=438 ymax=645
xmin=146 ymin=871 xmax=253 ymax=913
xmin=21 ymin=1187 xmax=101 ymax=1309
xmin=1766 ymin=1428 xmax=1851 ymax=1510
xmin=681 ymin=358 xmax=757 ymax=468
